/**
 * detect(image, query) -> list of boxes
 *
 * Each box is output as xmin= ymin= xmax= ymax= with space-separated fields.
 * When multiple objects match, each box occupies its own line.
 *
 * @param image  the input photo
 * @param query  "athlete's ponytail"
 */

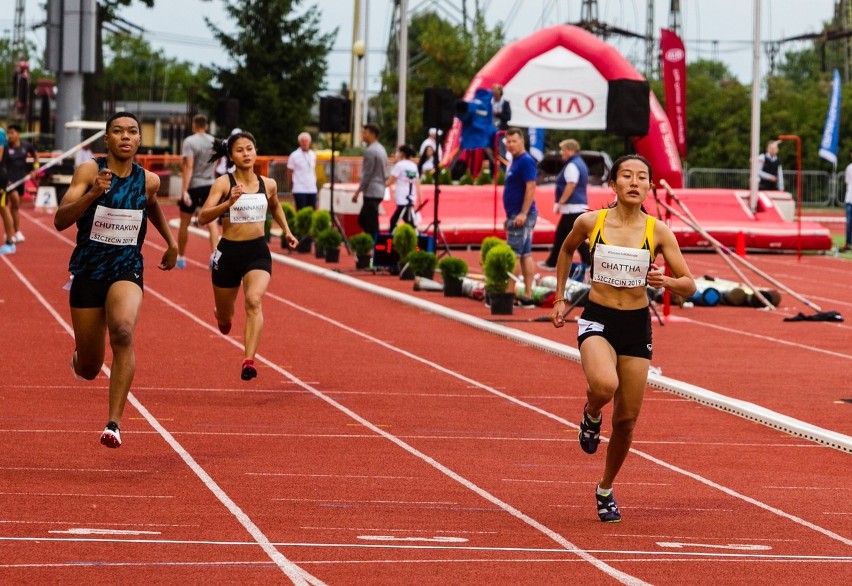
xmin=207 ymin=131 xmax=257 ymax=165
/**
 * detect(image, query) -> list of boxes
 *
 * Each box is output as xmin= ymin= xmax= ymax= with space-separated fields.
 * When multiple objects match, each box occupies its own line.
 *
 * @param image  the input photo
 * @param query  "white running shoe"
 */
xmin=13 ymin=231 xmax=25 ymax=243
xmin=100 ymin=422 xmax=122 ymax=448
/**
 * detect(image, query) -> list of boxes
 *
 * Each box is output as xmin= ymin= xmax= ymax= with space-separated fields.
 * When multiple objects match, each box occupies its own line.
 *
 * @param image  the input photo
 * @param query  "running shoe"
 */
xmin=100 ymin=421 xmax=122 ymax=448
xmin=0 ymin=243 xmax=16 ymax=255
xmin=579 ymin=403 xmax=602 ymax=454
xmin=536 ymin=260 xmax=556 ymax=271
xmin=176 ymin=256 xmax=186 ymax=269
xmin=13 ymin=231 xmax=25 ymax=243
xmin=515 ymin=296 xmax=536 ymax=309
xmin=596 ymin=487 xmax=621 ymax=522
xmin=241 ymin=361 xmax=257 ymax=381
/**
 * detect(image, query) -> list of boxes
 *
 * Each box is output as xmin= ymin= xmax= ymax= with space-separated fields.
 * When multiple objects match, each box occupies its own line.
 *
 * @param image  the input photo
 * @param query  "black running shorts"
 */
xmin=69 ymin=270 xmax=144 ymax=309
xmin=577 ymin=300 xmax=653 ymax=359
xmin=211 ymin=236 xmax=272 ymax=288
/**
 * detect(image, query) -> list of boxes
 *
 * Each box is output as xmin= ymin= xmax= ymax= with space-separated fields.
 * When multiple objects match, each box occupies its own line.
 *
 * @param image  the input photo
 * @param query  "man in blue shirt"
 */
xmin=503 ymin=128 xmax=538 ymax=305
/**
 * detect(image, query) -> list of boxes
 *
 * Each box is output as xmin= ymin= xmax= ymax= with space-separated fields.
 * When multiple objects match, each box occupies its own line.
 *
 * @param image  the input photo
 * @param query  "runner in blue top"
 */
xmin=54 ymin=112 xmax=178 ymax=449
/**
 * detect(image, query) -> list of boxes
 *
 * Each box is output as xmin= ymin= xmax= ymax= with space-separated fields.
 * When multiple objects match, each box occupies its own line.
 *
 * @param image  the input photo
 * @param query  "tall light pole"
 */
xmin=748 ymin=0 xmax=762 ymax=212
xmin=352 ymin=39 xmax=366 ymax=147
xmin=397 ymin=0 xmax=409 ymax=146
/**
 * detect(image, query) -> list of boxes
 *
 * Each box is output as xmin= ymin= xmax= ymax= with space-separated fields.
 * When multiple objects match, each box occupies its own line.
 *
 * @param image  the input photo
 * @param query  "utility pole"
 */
xmin=668 ymin=0 xmax=682 ymax=35
xmin=645 ymin=0 xmax=655 ymax=78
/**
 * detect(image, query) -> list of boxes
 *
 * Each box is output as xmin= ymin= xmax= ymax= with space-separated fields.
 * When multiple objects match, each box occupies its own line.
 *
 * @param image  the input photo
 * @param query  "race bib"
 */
xmin=89 ymin=205 xmax=143 ymax=246
xmin=592 ymin=243 xmax=650 ymax=288
xmin=229 ymin=193 xmax=267 ymax=224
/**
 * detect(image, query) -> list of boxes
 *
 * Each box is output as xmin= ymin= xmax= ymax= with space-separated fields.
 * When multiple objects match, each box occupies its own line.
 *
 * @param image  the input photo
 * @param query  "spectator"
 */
xmin=287 ymin=131 xmax=318 ymax=210
xmin=502 ymin=128 xmax=537 ymax=307
xmin=757 ymin=140 xmax=784 ymax=192
xmin=351 ymin=123 xmax=388 ymax=237
xmin=387 ymin=144 xmax=421 ymax=230
xmin=177 ymin=114 xmax=220 ymax=269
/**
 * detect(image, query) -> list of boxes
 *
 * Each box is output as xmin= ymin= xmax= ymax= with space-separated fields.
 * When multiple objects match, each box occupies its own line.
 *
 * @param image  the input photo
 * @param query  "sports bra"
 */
xmin=588 ymin=208 xmax=656 ymax=288
xmin=219 ymin=173 xmax=268 ymax=223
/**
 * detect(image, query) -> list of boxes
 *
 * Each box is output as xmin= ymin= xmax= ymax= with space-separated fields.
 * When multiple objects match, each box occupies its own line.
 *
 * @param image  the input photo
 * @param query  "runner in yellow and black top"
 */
xmin=550 ymin=154 xmax=695 ymax=523
xmin=198 ymin=131 xmax=298 ymax=381
xmin=55 ymin=111 xmax=178 ymax=449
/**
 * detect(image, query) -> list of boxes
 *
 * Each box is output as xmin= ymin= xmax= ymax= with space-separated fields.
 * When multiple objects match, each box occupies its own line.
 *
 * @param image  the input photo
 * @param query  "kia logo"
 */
xmin=525 ymin=90 xmax=594 ymax=122
xmin=665 ymin=48 xmax=685 ymax=62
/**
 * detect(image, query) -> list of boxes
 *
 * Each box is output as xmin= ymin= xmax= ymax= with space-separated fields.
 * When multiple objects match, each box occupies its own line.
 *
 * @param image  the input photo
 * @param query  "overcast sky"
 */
xmin=9 ymin=0 xmax=839 ymax=96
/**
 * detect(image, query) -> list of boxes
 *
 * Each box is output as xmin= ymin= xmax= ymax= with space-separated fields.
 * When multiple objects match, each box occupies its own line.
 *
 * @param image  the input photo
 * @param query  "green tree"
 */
xmin=377 ymin=11 xmax=504 ymax=146
xmin=205 ymin=0 xmax=335 ymax=154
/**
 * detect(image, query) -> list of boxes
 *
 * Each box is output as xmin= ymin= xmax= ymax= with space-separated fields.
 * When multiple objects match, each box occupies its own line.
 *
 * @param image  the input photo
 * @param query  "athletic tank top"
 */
xmin=68 ymin=157 xmax=148 ymax=279
xmin=588 ymin=208 xmax=656 ymax=288
xmin=220 ymin=173 xmax=268 ymax=223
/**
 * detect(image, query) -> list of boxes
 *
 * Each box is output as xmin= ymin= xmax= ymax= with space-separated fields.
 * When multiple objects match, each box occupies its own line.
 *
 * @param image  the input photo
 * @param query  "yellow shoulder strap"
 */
xmin=645 ymin=215 xmax=657 ymax=259
xmin=590 ymin=209 xmax=608 ymax=246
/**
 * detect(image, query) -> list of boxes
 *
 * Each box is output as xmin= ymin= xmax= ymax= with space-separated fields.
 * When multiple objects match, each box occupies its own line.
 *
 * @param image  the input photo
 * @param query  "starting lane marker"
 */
xmin=657 ymin=542 xmax=772 ymax=551
xmin=49 ymin=528 xmax=162 ymax=536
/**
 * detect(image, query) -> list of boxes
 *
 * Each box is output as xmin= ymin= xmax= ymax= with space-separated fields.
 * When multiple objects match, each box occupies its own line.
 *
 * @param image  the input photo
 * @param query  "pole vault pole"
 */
xmin=6 ymin=129 xmax=106 ymax=193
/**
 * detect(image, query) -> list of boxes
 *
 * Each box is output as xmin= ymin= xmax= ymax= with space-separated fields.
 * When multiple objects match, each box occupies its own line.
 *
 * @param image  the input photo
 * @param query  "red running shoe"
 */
xmin=241 ymin=359 xmax=257 ymax=381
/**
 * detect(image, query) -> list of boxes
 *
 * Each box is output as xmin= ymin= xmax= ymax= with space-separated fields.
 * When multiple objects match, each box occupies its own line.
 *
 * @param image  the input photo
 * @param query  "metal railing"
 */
xmin=685 ymin=168 xmax=841 ymax=207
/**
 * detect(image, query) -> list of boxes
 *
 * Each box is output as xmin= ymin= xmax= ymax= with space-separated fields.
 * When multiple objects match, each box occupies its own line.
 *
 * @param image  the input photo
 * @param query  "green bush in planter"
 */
xmin=497 ymin=168 xmax=506 ymax=185
xmin=392 ymin=223 xmax=418 ymax=264
xmin=281 ymin=202 xmax=296 ymax=228
xmin=315 ymin=227 xmax=343 ymax=251
xmin=437 ymin=256 xmax=468 ymax=280
xmin=310 ymin=209 xmax=332 ymax=239
xmin=349 ymin=232 xmax=374 ymax=256
xmin=480 ymin=236 xmax=506 ymax=268
xmin=406 ymin=250 xmax=437 ymax=278
xmin=459 ymin=170 xmax=474 ymax=185
xmin=437 ymin=167 xmax=452 ymax=185
xmin=483 ymin=243 xmax=516 ymax=294
xmin=421 ymin=170 xmax=434 ymax=185
xmin=293 ymin=207 xmax=314 ymax=240
xmin=475 ymin=168 xmax=493 ymax=185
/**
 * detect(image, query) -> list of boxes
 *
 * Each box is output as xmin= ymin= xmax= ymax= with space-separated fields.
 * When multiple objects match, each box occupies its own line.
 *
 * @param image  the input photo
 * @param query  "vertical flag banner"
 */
xmin=528 ymin=128 xmax=545 ymax=162
xmin=660 ymin=28 xmax=687 ymax=158
xmin=818 ymin=69 xmax=841 ymax=167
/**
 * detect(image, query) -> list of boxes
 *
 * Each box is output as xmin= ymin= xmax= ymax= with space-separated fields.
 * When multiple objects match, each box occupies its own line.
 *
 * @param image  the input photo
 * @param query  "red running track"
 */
xmin=0 ymin=206 xmax=850 ymax=585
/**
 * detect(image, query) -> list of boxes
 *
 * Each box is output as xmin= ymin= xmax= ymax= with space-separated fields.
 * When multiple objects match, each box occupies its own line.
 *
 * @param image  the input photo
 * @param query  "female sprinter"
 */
xmin=387 ymin=144 xmax=422 ymax=230
xmin=198 ymin=131 xmax=298 ymax=380
xmin=549 ymin=154 xmax=695 ymax=522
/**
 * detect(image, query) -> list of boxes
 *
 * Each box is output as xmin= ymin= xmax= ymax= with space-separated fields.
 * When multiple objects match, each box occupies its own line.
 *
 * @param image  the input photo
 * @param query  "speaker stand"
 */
xmin=430 ymin=130 xmax=451 ymax=258
xmin=328 ymin=131 xmax=351 ymax=253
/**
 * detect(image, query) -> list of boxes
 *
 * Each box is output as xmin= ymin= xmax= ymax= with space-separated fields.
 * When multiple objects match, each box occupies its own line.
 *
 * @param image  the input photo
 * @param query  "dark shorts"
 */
xmin=293 ymin=192 xmax=317 ymax=210
xmin=179 ymin=185 xmax=213 ymax=214
xmin=577 ymin=300 xmax=652 ymax=359
xmin=211 ymin=236 xmax=272 ymax=288
xmin=69 ymin=271 xmax=144 ymax=309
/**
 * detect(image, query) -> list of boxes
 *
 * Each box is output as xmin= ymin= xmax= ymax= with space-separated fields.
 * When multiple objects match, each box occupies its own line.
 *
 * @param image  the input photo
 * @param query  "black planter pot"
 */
xmin=443 ymin=276 xmax=464 ymax=297
xmin=489 ymin=292 xmax=514 ymax=315
xmin=399 ymin=264 xmax=415 ymax=280
xmin=314 ymin=245 xmax=326 ymax=258
xmin=324 ymin=248 xmax=340 ymax=263
xmin=355 ymin=254 xmax=371 ymax=269
xmin=295 ymin=237 xmax=313 ymax=253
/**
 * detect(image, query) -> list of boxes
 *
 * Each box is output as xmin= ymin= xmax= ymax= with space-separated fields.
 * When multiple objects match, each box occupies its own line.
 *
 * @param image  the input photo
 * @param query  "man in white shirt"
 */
xmin=287 ymin=132 xmax=318 ymax=210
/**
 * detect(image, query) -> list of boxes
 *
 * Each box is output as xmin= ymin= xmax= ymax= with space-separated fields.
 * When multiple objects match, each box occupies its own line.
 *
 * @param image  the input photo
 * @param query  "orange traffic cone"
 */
xmin=735 ymin=231 xmax=747 ymax=256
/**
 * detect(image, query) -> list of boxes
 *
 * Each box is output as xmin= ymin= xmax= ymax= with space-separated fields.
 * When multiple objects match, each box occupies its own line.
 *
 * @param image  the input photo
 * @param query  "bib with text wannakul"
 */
xmin=89 ymin=205 xmax=143 ymax=246
xmin=229 ymin=193 xmax=268 ymax=224
xmin=591 ymin=243 xmax=651 ymax=288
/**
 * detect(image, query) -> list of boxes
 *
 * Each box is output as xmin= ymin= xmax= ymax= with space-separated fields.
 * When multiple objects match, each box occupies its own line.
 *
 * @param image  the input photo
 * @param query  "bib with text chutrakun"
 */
xmin=89 ymin=205 xmax=143 ymax=246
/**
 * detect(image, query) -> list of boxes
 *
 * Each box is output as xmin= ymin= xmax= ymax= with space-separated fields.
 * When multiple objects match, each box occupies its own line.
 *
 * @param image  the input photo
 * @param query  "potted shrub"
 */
xmin=279 ymin=202 xmax=296 ymax=249
xmin=392 ymin=223 xmax=418 ymax=279
xmin=480 ymin=236 xmax=506 ymax=269
xmin=310 ymin=209 xmax=333 ymax=258
xmin=437 ymin=256 xmax=468 ymax=297
xmin=293 ymin=207 xmax=314 ymax=253
xmin=349 ymin=232 xmax=374 ymax=269
xmin=484 ymin=243 xmax=517 ymax=315
xmin=316 ymin=228 xmax=343 ymax=263
xmin=406 ymin=250 xmax=437 ymax=279
xmin=475 ymin=168 xmax=493 ymax=186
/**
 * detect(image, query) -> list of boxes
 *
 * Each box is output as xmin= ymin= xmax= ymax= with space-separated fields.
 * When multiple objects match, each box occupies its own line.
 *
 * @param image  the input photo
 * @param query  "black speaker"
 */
xmin=319 ymin=96 xmax=351 ymax=133
xmin=216 ymin=98 xmax=240 ymax=129
xmin=605 ymin=79 xmax=650 ymax=136
xmin=423 ymin=87 xmax=455 ymax=130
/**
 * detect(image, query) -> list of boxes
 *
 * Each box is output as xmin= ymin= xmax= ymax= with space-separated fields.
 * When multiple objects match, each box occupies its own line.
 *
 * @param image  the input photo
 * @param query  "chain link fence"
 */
xmin=685 ymin=168 xmax=843 ymax=207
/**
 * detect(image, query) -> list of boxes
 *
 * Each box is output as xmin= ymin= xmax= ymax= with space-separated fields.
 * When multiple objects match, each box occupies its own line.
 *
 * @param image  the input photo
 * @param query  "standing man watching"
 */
xmin=539 ymin=139 xmax=591 ymax=274
xmin=351 ymin=123 xmax=388 ymax=237
xmin=54 ymin=111 xmax=178 ymax=448
xmin=287 ymin=132 xmax=318 ymax=210
xmin=177 ymin=114 xmax=219 ymax=269
xmin=503 ymin=128 xmax=538 ymax=307
xmin=757 ymin=140 xmax=784 ymax=192
xmin=3 ymin=123 xmax=39 ymax=245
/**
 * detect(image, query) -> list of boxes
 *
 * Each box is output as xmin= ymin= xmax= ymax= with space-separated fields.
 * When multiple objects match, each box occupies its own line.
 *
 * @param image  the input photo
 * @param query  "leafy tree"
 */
xmin=205 ymin=0 xmax=335 ymax=153
xmin=377 ymin=11 xmax=504 ymax=147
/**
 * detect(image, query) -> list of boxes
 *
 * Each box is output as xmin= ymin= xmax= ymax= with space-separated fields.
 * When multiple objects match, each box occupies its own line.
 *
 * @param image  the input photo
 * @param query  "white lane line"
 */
xmin=266 ymin=293 xmax=852 ymax=548
xmin=0 ymin=492 xmax=173 ymax=499
xmin=1 ymin=535 xmax=850 ymax=561
xmin=0 ymin=467 xmax=148 ymax=473
xmin=1 ymin=252 xmax=324 ymax=586
xmin=146 ymin=290 xmax=650 ymax=586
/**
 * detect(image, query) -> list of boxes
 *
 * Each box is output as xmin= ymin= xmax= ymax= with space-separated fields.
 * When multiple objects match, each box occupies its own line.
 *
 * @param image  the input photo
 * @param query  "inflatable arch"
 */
xmin=441 ymin=24 xmax=684 ymax=188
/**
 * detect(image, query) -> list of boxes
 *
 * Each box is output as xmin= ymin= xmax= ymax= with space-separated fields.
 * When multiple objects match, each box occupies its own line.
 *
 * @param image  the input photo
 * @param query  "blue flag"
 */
xmin=819 ymin=69 xmax=841 ymax=167
xmin=528 ymin=128 xmax=545 ymax=162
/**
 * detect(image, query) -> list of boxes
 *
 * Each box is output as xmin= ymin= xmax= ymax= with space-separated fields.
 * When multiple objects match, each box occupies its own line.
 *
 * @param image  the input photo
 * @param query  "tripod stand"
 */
xmin=328 ymin=131 xmax=351 ymax=253
xmin=429 ymin=129 xmax=451 ymax=258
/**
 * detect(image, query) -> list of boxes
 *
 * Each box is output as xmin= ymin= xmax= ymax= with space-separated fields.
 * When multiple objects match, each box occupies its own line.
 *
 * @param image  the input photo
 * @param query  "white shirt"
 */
xmin=845 ymin=163 xmax=852 ymax=204
xmin=287 ymin=148 xmax=318 ymax=194
xmin=559 ymin=162 xmax=588 ymax=215
xmin=390 ymin=159 xmax=419 ymax=206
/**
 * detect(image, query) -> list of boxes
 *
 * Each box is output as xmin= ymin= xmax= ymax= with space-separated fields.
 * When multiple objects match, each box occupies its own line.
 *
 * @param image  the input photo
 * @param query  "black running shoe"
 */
xmin=241 ymin=363 xmax=257 ymax=381
xmin=596 ymin=487 xmax=621 ymax=523
xmin=100 ymin=421 xmax=121 ymax=448
xmin=578 ymin=404 xmax=601 ymax=454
